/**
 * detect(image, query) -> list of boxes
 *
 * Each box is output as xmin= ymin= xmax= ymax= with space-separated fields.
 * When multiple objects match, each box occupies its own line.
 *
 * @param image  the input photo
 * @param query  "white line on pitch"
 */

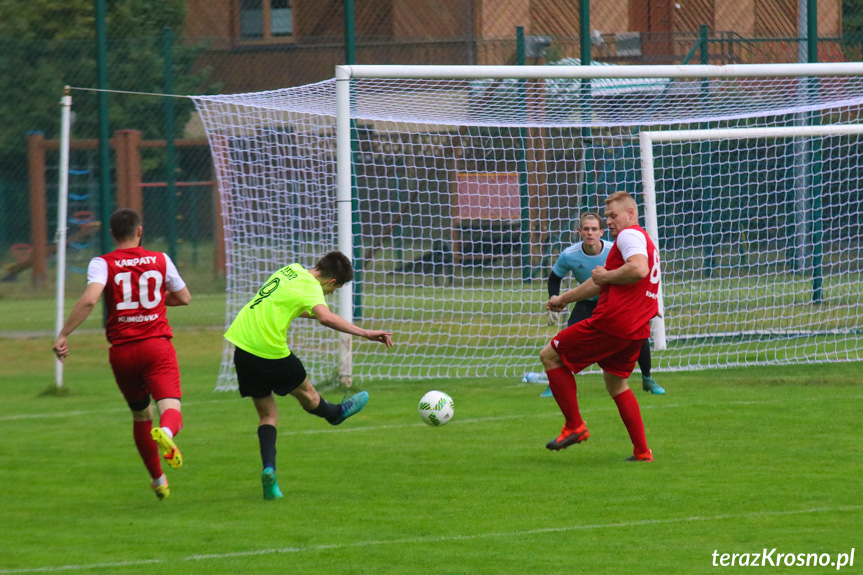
xmin=1 ymin=505 xmax=860 ymax=574
xmin=2 ymin=394 xmax=860 ymax=426
xmin=0 ymin=399 xmax=232 ymax=422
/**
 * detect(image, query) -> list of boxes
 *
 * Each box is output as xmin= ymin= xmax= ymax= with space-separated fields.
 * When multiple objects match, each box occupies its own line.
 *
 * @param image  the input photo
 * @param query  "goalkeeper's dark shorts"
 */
xmin=567 ymin=300 xmax=598 ymax=327
xmin=233 ymin=346 xmax=307 ymax=398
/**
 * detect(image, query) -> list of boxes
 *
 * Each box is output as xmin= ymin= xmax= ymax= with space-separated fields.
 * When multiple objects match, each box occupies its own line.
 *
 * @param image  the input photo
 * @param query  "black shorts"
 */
xmin=567 ymin=300 xmax=598 ymax=327
xmin=233 ymin=346 xmax=307 ymax=399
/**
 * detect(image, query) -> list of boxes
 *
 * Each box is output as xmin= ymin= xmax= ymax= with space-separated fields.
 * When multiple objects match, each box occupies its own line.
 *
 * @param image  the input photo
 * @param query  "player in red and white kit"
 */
xmin=541 ymin=191 xmax=660 ymax=461
xmin=53 ymin=208 xmax=192 ymax=498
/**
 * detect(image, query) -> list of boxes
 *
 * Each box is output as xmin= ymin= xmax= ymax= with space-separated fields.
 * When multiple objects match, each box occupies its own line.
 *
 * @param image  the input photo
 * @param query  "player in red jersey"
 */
xmin=53 ymin=208 xmax=192 ymax=498
xmin=541 ymin=191 xmax=660 ymax=461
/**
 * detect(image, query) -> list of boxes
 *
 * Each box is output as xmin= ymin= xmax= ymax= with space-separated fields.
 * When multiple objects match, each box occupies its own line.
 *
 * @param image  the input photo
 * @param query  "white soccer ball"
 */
xmin=418 ymin=390 xmax=454 ymax=427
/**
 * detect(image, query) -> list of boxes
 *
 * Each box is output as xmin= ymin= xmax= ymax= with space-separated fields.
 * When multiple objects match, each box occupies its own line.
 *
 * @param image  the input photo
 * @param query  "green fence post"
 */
xmin=580 ymin=0 xmax=594 ymax=212
xmin=190 ymin=184 xmax=200 ymax=267
xmin=0 ymin=180 xmax=6 ymax=248
xmin=393 ymin=174 xmax=403 ymax=265
xmin=808 ymin=0 xmax=823 ymax=303
xmin=697 ymin=24 xmax=719 ymax=277
xmin=163 ymin=27 xmax=178 ymax=262
xmin=516 ymin=26 xmax=531 ymax=282
xmin=344 ymin=0 xmax=364 ymax=318
xmin=95 ymin=0 xmax=112 ymax=326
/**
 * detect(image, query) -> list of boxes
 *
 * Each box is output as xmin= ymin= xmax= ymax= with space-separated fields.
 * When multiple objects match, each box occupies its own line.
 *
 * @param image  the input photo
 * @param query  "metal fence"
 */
xmin=1 ymin=0 xmax=860 ymax=331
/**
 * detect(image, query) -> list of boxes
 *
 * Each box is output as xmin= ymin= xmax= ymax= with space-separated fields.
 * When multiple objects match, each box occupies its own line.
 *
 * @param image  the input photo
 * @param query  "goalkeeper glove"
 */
xmin=545 ymin=310 xmax=563 ymax=327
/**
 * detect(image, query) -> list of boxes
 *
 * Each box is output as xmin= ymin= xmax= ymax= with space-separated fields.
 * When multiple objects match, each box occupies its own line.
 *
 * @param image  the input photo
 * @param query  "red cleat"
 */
xmin=546 ymin=422 xmax=590 ymax=451
xmin=625 ymin=449 xmax=654 ymax=462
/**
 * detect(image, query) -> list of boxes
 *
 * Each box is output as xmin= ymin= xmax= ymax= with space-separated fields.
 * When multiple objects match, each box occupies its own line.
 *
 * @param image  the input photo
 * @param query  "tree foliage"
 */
xmin=844 ymin=0 xmax=863 ymax=36
xmin=0 ymin=0 xmax=208 ymax=177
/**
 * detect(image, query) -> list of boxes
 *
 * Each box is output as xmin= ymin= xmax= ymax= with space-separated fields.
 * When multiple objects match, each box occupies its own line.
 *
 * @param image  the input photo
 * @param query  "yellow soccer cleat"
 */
xmin=151 ymin=427 xmax=183 ymax=469
xmin=152 ymin=481 xmax=170 ymax=500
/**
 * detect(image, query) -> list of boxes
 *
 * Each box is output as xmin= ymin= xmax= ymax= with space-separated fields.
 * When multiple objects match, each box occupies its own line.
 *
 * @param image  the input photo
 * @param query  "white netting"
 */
xmin=193 ymin=69 xmax=863 ymax=388
xmin=645 ymin=127 xmax=863 ymax=368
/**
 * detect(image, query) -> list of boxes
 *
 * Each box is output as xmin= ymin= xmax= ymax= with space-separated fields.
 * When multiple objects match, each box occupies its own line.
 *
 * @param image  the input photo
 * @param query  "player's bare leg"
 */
xmin=289 ymin=378 xmax=320 ymax=411
xmin=253 ymin=393 xmax=279 ymax=427
xmin=291 ymin=378 xmax=369 ymax=426
xmin=604 ymin=371 xmax=653 ymax=461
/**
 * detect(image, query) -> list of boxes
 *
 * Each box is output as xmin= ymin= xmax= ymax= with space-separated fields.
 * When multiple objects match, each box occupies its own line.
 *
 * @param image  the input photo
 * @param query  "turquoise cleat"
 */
xmin=331 ymin=391 xmax=369 ymax=425
xmin=262 ymin=467 xmax=283 ymax=500
xmin=539 ymin=386 xmax=553 ymax=398
xmin=642 ymin=375 xmax=665 ymax=395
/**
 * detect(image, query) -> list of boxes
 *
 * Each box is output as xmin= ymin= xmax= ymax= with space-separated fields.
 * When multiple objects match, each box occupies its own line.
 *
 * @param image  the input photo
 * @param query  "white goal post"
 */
xmin=193 ymin=62 xmax=863 ymax=388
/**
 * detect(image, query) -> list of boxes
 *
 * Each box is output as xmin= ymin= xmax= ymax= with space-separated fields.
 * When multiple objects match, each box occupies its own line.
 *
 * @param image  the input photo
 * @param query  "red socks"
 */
xmin=546 ymin=368 xmax=650 ymax=455
xmin=133 ymin=410 xmax=183 ymax=480
xmin=546 ymin=367 xmax=584 ymax=430
xmin=612 ymin=388 xmax=649 ymax=454
xmin=158 ymin=408 xmax=183 ymax=438
xmin=133 ymin=420 xmax=162 ymax=479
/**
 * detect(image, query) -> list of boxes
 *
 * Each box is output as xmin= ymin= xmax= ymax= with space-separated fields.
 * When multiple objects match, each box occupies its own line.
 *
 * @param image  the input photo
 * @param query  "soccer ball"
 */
xmin=418 ymin=390 xmax=454 ymax=427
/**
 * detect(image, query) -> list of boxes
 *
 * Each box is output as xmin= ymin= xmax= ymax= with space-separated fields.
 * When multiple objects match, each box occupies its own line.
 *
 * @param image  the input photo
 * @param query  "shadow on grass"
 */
xmin=39 ymin=385 xmax=74 ymax=397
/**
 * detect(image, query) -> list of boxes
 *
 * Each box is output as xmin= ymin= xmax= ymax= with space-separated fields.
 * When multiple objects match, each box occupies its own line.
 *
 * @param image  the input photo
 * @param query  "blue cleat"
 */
xmin=330 ymin=391 xmax=369 ymax=425
xmin=539 ymin=386 xmax=553 ymax=398
xmin=642 ymin=375 xmax=666 ymax=395
xmin=261 ymin=467 xmax=283 ymax=500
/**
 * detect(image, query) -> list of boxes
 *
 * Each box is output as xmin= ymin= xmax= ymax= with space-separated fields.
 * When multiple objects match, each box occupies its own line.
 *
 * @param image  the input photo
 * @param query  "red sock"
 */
xmin=546 ymin=367 xmax=584 ymax=430
xmin=612 ymin=388 xmax=649 ymax=454
xmin=133 ymin=420 xmax=162 ymax=479
xmin=158 ymin=408 xmax=183 ymax=438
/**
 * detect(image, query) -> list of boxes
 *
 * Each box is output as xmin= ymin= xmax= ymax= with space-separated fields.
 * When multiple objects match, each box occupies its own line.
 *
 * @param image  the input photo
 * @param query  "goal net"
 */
xmin=192 ymin=64 xmax=863 ymax=388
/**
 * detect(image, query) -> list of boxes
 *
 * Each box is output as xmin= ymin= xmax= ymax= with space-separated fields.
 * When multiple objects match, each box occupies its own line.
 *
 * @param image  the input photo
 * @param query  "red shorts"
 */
xmin=550 ymin=319 xmax=643 ymax=378
xmin=108 ymin=337 xmax=182 ymax=407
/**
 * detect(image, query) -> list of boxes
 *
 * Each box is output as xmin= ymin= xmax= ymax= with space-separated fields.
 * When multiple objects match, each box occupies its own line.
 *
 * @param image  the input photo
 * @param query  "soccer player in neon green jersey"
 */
xmin=225 ymin=251 xmax=393 ymax=499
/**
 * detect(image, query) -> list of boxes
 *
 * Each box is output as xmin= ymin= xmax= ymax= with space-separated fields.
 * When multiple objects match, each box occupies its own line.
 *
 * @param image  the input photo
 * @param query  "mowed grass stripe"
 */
xmin=1 ymin=505 xmax=860 ymax=575
xmin=2 ymin=393 xmax=861 ymax=424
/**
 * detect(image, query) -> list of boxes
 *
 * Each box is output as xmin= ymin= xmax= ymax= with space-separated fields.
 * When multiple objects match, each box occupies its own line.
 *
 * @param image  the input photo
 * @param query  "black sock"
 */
xmin=258 ymin=424 xmax=277 ymax=470
xmin=306 ymin=398 xmax=342 ymax=423
xmin=638 ymin=339 xmax=652 ymax=377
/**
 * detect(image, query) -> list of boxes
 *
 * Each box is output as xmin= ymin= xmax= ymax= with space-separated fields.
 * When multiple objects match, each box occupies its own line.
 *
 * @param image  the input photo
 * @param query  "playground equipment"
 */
xmin=21 ymin=130 xmax=224 ymax=287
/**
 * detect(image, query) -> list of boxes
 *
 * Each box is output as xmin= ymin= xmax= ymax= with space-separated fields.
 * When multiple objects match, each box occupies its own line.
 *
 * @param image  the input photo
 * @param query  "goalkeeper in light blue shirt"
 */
xmin=544 ymin=211 xmax=665 ymax=395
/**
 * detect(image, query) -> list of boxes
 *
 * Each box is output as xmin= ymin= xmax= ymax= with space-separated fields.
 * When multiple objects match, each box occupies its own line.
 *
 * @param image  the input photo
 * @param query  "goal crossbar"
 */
xmin=337 ymin=63 xmax=863 ymax=81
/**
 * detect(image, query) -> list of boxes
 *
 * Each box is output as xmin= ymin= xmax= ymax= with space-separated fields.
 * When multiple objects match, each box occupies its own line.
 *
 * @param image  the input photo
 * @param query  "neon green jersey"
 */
xmin=225 ymin=264 xmax=327 ymax=359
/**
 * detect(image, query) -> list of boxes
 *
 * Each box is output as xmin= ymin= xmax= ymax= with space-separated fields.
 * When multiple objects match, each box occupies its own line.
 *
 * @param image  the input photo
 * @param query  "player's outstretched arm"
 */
xmin=311 ymin=304 xmax=393 ymax=348
xmin=547 ymin=278 xmax=600 ymax=312
xmin=53 ymin=282 xmax=104 ymax=361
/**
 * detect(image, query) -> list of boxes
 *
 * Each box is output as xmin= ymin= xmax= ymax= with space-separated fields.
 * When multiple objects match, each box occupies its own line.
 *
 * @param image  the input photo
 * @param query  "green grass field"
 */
xmin=1 ymin=331 xmax=861 ymax=574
